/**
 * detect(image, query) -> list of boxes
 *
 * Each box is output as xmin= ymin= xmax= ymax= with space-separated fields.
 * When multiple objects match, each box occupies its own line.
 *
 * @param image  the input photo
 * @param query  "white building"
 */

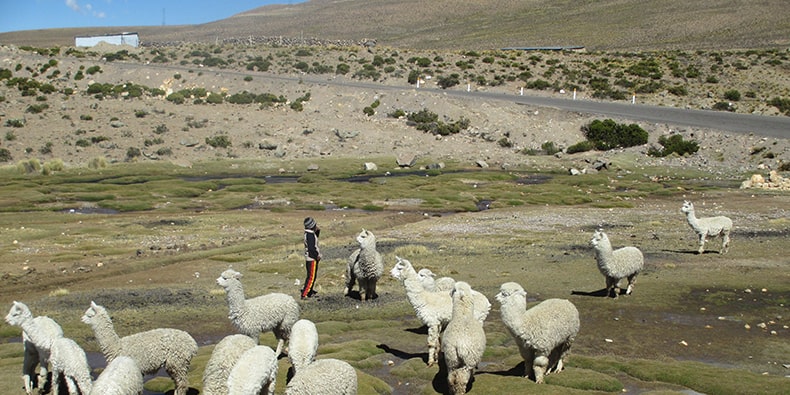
xmin=75 ymin=32 xmax=139 ymax=48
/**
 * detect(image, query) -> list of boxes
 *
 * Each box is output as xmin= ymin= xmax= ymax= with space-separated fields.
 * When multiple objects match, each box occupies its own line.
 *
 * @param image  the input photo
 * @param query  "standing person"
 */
xmin=301 ymin=217 xmax=321 ymax=299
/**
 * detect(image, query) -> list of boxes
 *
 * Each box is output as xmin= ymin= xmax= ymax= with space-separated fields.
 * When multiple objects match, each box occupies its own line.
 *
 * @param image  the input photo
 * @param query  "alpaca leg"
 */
xmin=50 ymin=371 xmax=60 ymax=395
xmin=166 ymin=364 xmax=190 ymax=395
xmin=698 ymin=234 xmax=706 ymax=254
xmin=451 ymin=367 xmax=472 ymax=394
xmin=520 ymin=348 xmax=535 ymax=378
xmin=626 ymin=273 xmax=638 ymax=295
xmin=721 ymin=232 xmax=730 ymax=254
xmin=533 ymin=355 xmax=549 ymax=384
xmin=427 ymin=325 xmax=440 ymax=367
xmin=21 ymin=347 xmax=37 ymax=394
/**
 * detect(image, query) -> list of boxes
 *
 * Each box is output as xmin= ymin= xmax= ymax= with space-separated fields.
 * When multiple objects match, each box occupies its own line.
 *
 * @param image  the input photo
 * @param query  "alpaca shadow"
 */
xmin=430 ymin=357 xmax=478 ymax=395
xmin=570 ymin=288 xmax=611 ymax=298
xmin=661 ymin=248 xmax=719 ymax=255
xmin=405 ymin=325 xmax=428 ymax=335
xmin=479 ymin=361 xmax=525 ymax=377
xmin=342 ymin=290 xmax=379 ymax=301
xmin=376 ymin=343 xmax=427 ymax=363
xmin=162 ymin=389 xmax=200 ymax=395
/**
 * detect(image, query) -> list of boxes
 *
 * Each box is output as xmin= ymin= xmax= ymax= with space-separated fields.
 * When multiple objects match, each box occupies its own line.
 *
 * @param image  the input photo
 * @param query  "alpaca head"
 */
xmin=390 ymin=256 xmax=413 ymax=280
xmin=216 ymin=268 xmax=241 ymax=288
xmin=81 ymin=301 xmax=106 ymax=325
xmin=451 ymin=281 xmax=472 ymax=300
xmin=590 ymin=228 xmax=609 ymax=248
xmin=495 ymin=282 xmax=526 ymax=305
xmin=681 ymin=200 xmax=694 ymax=214
xmin=5 ymin=301 xmax=32 ymax=326
xmin=356 ymin=228 xmax=375 ymax=247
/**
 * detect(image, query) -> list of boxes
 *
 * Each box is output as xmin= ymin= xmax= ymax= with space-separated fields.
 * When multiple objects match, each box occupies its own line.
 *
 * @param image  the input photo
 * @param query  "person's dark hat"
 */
xmin=304 ymin=217 xmax=317 ymax=229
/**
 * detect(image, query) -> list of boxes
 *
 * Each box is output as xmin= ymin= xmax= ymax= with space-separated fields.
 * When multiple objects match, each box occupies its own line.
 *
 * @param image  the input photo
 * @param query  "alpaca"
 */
xmin=496 ymin=282 xmax=579 ymax=384
xmin=681 ymin=200 xmax=733 ymax=254
xmin=441 ymin=281 xmax=486 ymax=395
xmin=216 ymin=268 xmax=300 ymax=356
xmin=590 ymin=229 xmax=644 ymax=298
xmin=202 ymin=334 xmax=257 ymax=395
xmin=344 ymin=229 xmax=384 ymax=300
xmin=5 ymin=301 xmax=64 ymax=395
xmin=49 ymin=337 xmax=93 ymax=395
xmin=81 ymin=301 xmax=198 ymax=395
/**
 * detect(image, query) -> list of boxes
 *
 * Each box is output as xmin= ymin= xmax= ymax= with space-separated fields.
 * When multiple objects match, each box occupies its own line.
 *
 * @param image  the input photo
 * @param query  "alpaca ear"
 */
xmin=90 ymin=301 xmax=97 ymax=308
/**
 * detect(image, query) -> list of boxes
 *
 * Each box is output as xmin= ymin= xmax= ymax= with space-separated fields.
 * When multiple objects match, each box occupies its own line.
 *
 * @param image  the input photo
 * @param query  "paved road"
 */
xmin=292 ymin=74 xmax=790 ymax=139
xmin=122 ymin=61 xmax=790 ymax=138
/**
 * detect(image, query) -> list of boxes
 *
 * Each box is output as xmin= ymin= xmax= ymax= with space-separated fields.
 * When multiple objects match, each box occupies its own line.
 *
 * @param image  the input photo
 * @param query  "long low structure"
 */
xmin=75 ymin=32 xmax=139 ymax=47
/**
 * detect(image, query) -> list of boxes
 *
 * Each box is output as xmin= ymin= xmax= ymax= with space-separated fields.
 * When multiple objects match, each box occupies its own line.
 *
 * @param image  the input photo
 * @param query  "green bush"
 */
xmin=5 ymin=119 xmax=25 ymax=128
xmin=166 ymin=92 xmax=185 ymax=104
xmin=126 ymin=147 xmax=141 ymax=160
xmin=335 ymin=63 xmax=350 ymax=75
xmin=388 ymin=109 xmax=406 ymax=118
xmin=582 ymin=119 xmax=648 ymax=150
xmin=648 ymin=134 xmax=700 ymax=157
xmin=206 ymin=92 xmax=224 ymax=104
xmin=206 ymin=135 xmax=232 ymax=148
xmin=768 ymin=97 xmax=790 ymax=115
xmin=26 ymin=103 xmax=49 ymax=114
xmin=0 ymin=148 xmax=12 ymax=162
xmin=541 ymin=141 xmax=561 ymax=155
xmin=437 ymin=74 xmax=460 ymax=89
xmin=86 ymin=65 xmax=102 ymax=75
xmin=723 ymin=90 xmax=741 ymax=101
xmin=566 ymin=140 xmax=595 ymax=154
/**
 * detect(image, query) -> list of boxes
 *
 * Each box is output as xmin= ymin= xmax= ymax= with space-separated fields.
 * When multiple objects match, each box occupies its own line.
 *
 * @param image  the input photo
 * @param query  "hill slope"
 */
xmin=1 ymin=0 xmax=789 ymax=50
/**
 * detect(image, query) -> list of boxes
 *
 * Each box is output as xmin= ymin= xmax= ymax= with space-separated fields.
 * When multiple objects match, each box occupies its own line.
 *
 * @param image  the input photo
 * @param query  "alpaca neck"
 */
xmin=685 ymin=210 xmax=702 ymax=231
xmin=224 ymin=281 xmax=247 ymax=319
xmin=593 ymin=241 xmax=613 ymax=266
xmin=500 ymin=300 xmax=528 ymax=334
xmin=19 ymin=316 xmax=51 ymax=348
xmin=91 ymin=314 xmax=122 ymax=359
xmin=452 ymin=296 xmax=475 ymax=321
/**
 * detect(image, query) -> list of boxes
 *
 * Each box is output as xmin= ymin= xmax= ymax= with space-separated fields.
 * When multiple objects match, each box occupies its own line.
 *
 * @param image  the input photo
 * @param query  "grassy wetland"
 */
xmin=0 ymin=156 xmax=787 ymax=394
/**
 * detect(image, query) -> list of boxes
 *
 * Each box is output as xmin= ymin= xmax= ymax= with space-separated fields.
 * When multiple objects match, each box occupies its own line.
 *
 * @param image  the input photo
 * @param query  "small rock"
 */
xmin=680 ymin=340 xmax=688 ymax=346
xmin=363 ymin=162 xmax=378 ymax=171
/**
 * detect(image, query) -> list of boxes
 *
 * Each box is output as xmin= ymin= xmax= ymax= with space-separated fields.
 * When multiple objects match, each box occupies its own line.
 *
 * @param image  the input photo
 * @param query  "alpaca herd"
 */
xmin=3 ymin=201 xmax=730 ymax=395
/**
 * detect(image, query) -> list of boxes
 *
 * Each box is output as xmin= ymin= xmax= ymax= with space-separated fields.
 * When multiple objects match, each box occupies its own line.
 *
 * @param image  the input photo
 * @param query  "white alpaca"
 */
xmin=5 ymin=301 xmax=64 ymax=395
xmin=344 ymin=229 xmax=384 ymax=301
xmin=90 ymin=356 xmax=144 ymax=395
xmin=496 ymin=282 xmax=579 ymax=384
xmin=441 ymin=281 xmax=486 ymax=395
xmin=416 ymin=268 xmax=490 ymax=322
xmin=285 ymin=358 xmax=358 ymax=395
xmin=227 ymin=345 xmax=278 ymax=395
xmin=81 ymin=301 xmax=198 ymax=395
xmin=681 ymin=200 xmax=733 ymax=254
xmin=216 ymin=268 xmax=301 ymax=356
xmin=202 ymin=334 xmax=257 ymax=395
xmin=590 ymin=229 xmax=644 ymax=298
xmin=288 ymin=319 xmax=319 ymax=374
xmin=390 ymin=256 xmax=452 ymax=367
xmin=49 ymin=337 xmax=92 ymax=395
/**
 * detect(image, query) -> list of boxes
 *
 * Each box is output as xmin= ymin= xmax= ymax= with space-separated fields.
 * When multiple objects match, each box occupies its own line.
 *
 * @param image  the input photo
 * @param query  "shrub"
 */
xmin=39 ymin=142 xmax=53 ymax=154
xmin=0 ymin=148 xmax=12 ymax=162
xmin=647 ymin=134 xmax=700 ymax=157
xmin=667 ymin=85 xmax=688 ymax=96
xmin=437 ymin=73 xmax=460 ymax=89
xmin=166 ymin=92 xmax=185 ymax=104
xmin=335 ymin=63 xmax=350 ymax=75
xmin=566 ymin=140 xmax=595 ymax=154
xmin=88 ymin=156 xmax=108 ymax=169
xmin=206 ymin=92 xmax=224 ymax=104
xmin=388 ymin=109 xmax=406 ymax=118
xmin=126 ymin=147 xmax=141 ymax=160
xmin=497 ymin=138 xmax=513 ymax=148
xmin=363 ymin=107 xmax=375 ymax=116
xmin=541 ymin=141 xmax=561 ymax=155
xmin=243 ymin=75 xmax=253 ymax=82
xmin=768 ymin=97 xmax=790 ymax=115
xmin=75 ymin=139 xmax=92 ymax=147
xmin=154 ymin=124 xmax=168 ymax=134
xmin=723 ymin=89 xmax=741 ymax=101
xmin=25 ymin=103 xmax=49 ymax=114
xmin=5 ymin=119 xmax=25 ymax=128
xmin=86 ymin=65 xmax=102 ymax=75
xmin=206 ymin=135 xmax=232 ymax=148
xmin=581 ymin=119 xmax=648 ymax=150
xmin=226 ymin=91 xmax=255 ymax=104
xmin=135 ymin=110 xmax=148 ymax=118
xmin=5 ymin=131 xmax=16 ymax=141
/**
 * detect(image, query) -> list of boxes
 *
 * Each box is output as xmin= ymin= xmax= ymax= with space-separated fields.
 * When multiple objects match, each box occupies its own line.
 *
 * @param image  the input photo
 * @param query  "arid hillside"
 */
xmin=2 ymin=0 xmax=790 ymax=50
